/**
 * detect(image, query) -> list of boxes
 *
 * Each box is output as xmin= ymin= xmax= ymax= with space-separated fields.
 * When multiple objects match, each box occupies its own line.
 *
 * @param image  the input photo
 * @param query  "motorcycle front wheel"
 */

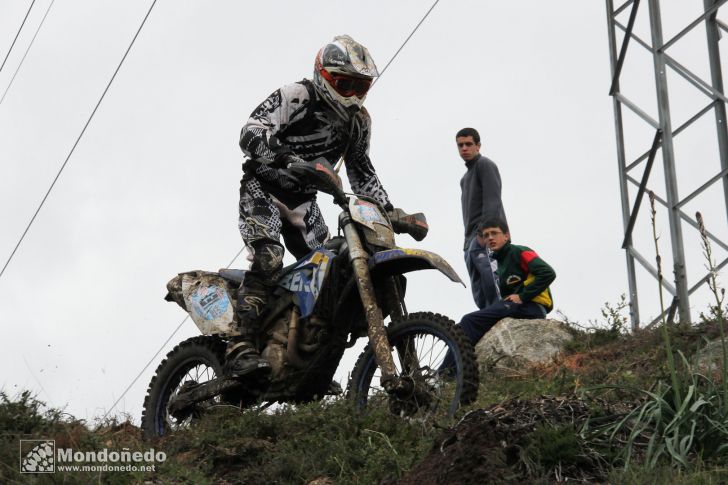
xmin=347 ymin=312 xmax=478 ymax=419
xmin=141 ymin=335 xmax=232 ymax=439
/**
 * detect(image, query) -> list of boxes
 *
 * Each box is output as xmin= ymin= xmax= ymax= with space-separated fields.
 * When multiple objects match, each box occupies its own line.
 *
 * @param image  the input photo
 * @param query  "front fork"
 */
xmin=341 ymin=214 xmax=399 ymax=393
xmin=384 ymin=276 xmax=424 ymax=385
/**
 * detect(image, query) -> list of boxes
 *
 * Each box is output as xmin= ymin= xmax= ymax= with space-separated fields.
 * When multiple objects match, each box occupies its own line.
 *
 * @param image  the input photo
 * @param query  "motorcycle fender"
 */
xmin=368 ymin=248 xmax=465 ymax=286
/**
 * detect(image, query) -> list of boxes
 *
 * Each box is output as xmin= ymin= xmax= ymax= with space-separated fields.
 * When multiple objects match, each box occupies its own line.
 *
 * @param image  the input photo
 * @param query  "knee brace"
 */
xmin=250 ymin=241 xmax=284 ymax=284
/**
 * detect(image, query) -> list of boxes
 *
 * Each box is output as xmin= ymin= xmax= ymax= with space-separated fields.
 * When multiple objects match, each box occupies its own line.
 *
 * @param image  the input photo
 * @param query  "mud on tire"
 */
xmin=141 ymin=335 xmax=229 ymax=439
xmin=347 ymin=312 xmax=478 ymax=418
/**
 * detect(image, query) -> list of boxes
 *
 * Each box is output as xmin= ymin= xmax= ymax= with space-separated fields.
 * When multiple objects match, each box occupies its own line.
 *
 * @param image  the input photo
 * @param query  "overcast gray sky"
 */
xmin=1 ymin=0 xmax=726 ymax=423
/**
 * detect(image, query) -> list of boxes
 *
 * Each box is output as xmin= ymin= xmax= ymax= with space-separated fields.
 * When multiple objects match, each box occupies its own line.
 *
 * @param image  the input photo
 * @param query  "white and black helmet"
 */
xmin=313 ymin=35 xmax=378 ymax=118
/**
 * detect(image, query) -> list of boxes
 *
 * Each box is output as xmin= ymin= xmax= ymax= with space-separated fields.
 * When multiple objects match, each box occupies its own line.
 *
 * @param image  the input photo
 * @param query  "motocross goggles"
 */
xmin=320 ymin=68 xmax=372 ymax=98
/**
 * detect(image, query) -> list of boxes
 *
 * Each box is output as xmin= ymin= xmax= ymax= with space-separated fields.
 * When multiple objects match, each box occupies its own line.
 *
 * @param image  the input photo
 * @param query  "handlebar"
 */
xmin=285 ymin=158 xmax=429 ymax=241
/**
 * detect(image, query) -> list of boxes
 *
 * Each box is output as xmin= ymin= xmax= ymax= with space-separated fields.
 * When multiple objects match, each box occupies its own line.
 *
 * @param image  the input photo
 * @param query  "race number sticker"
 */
xmin=189 ymin=285 xmax=230 ymax=321
xmin=354 ymin=203 xmax=383 ymax=223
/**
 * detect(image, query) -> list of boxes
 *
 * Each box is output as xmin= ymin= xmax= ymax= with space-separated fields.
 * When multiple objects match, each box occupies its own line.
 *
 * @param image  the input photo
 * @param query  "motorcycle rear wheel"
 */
xmin=347 ymin=312 xmax=478 ymax=419
xmin=141 ymin=335 xmax=235 ymax=439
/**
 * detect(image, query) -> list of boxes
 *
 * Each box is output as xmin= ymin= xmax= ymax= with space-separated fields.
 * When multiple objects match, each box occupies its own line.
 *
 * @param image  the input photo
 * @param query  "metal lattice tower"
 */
xmin=606 ymin=0 xmax=728 ymax=328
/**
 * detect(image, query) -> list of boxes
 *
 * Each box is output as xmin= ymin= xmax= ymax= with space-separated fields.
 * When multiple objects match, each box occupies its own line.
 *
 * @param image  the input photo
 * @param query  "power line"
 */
xmin=103 ymin=315 xmax=190 ymax=420
xmin=102 ymin=246 xmax=246 ymax=420
xmin=102 ymin=0 xmax=443 ymax=419
xmin=374 ymin=0 xmax=441 ymax=82
xmin=0 ymin=0 xmax=158 ymax=280
xmin=0 ymin=0 xmax=37 ymax=73
xmin=0 ymin=0 xmax=54 ymax=106
xmin=22 ymin=355 xmax=54 ymax=406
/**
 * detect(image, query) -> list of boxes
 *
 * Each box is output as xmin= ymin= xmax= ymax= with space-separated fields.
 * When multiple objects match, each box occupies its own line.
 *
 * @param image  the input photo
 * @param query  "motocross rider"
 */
xmin=227 ymin=35 xmax=394 ymax=377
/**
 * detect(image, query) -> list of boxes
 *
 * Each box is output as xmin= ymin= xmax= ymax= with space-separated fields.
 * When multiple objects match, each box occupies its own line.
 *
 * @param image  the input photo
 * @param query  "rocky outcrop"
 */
xmin=474 ymin=318 xmax=572 ymax=373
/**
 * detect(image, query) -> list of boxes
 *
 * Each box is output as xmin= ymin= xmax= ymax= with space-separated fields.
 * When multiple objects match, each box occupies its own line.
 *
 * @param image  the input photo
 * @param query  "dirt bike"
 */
xmin=141 ymin=159 xmax=479 ymax=439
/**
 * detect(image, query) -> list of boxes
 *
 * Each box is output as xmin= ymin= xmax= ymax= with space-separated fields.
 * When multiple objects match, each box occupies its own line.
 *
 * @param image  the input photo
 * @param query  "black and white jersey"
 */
xmin=239 ymin=79 xmax=392 ymax=210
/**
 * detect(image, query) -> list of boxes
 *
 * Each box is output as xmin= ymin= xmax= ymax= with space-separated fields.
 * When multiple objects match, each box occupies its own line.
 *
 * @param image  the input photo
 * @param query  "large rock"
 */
xmin=696 ymin=339 xmax=728 ymax=379
xmin=474 ymin=318 xmax=572 ymax=373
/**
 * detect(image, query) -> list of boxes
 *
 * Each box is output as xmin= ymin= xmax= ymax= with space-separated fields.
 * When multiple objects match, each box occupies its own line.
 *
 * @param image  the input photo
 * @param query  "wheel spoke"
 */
xmin=168 ymin=372 xmax=217 ymax=429
xmin=165 ymin=361 xmax=220 ymax=430
xmin=142 ymin=337 xmax=244 ymax=439
xmin=352 ymin=319 xmax=473 ymax=420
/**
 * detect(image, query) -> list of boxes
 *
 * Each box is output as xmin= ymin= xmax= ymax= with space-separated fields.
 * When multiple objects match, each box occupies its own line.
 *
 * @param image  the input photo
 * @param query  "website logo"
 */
xmin=18 ymin=439 xmax=165 ymax=474
xmin=20 ymin=440 xmax=55 ymax=473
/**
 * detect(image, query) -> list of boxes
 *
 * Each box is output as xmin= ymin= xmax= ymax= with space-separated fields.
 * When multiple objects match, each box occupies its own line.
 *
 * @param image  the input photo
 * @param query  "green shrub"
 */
xmin=157 ymin=398 xmax=437 ymax=484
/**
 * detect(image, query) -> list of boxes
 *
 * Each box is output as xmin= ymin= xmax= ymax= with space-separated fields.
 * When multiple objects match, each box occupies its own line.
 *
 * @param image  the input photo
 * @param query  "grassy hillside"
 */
xmin=3 ymin=314 xmax=728 ymax=484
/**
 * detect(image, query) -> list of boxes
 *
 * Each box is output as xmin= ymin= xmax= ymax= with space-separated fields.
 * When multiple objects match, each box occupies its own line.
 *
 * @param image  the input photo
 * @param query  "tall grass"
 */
xmin=648 ymin=190 xmax=681 ymax=407
xmin=696 ymin=211 xmax=727 ymax=413
xmin=587 ymin=201 xmax=728 ymax=470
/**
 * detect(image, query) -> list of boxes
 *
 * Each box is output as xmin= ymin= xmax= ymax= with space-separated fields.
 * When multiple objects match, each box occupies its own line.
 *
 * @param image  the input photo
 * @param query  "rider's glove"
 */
xmin=271 ymin=153 xmax=307 ymax=189
xmin=275 ymin=152 xmax=306 ymax=167
xmin=285 ymin=156 xmax=343 ymax=191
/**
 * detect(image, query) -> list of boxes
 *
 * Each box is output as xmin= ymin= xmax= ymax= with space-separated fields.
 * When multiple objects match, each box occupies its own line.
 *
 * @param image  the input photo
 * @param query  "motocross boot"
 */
xmin=225 ymin=280 xmax=272 ymax=377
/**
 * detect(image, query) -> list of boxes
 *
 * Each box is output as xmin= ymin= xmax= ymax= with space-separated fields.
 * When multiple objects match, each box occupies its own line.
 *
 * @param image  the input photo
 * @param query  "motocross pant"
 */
xmin=234 ymin=177 xmax=330 ymax=341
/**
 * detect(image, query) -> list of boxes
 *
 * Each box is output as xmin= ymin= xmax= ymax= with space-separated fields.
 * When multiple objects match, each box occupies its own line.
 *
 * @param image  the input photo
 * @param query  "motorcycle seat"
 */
xmin=221 ymin=238 xmax=346 ymax=285
xmin=217 ymin=268 xmax=246 ymax=284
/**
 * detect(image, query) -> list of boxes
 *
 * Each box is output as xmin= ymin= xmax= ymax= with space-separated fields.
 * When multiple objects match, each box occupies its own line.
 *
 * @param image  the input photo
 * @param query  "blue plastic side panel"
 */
xmin=278 ymin=248 xmax=335 ymax=318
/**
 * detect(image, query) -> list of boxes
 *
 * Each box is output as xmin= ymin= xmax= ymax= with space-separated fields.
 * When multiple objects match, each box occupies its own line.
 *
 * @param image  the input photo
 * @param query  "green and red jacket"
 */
xmin=493 ymin=241 xmax=556 ymax=312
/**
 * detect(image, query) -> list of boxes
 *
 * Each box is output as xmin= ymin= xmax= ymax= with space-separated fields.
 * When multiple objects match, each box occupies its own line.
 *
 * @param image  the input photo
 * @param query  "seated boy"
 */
xmin=441 ymin=218 xmax=556 ymax=371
